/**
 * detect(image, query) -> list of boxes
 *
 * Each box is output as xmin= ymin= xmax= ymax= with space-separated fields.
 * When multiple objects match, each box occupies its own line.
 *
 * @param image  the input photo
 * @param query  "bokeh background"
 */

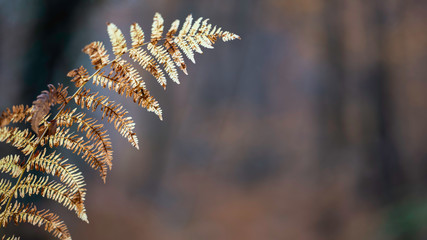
xmin=1 ymin=0 xmax=427 ymax=239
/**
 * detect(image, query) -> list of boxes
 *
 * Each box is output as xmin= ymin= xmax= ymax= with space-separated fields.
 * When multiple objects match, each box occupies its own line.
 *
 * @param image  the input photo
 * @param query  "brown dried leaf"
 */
xmin=31 ymin=84 xmax=68 ymax=135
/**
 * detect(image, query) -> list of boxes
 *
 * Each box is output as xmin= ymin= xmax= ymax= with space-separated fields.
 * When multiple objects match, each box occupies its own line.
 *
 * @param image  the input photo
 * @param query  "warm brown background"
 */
xmin=1 ymin=0 xmax=427 ymax=239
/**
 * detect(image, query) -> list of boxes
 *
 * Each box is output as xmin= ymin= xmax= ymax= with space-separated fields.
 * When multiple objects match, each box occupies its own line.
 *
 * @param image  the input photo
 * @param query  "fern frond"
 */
xmin=165 ymin=20 xmax=188 ymax=75
xmin=1 ymin=236 xmax=20 ymax=240
xmin=0 ymin=155 xmax=23 ymax=178
xmin=82 ymin=41 xmax=110 ymax=70
xmin=128 ymin=47 xmax=167 ymax=88
xmin=177 ymin=15 xmax=203 ymax=54
xmin=31 ymin=84 xmax=68 ymax=135
xmin=147 ymin=43 xmax=180 ymax=84
xmin=174 ymin=36 xmax=195 ymax=64
xmin=129 ymin=23 xmax=169 ymax=87
xmin=27 ymin=149 xmax=86 ymax=200
xmin=56 ymin=108 xmax=113 ymax=168
xmin=1 ymin=202 xmax=70 ymax=240
xmin=0 ymin=105 xmax=32 ymax=128
xmin=0 ymin=179 xmax=12 ymax=205
xmin=179 ymin=14 xmax=193 ymax=38
xmin=130 ymin=23 xmax=145 ymax=48
xmin=150 ymin=12 xmax=164 ymax=45
xmin=15 ymin=174 xmax=87 ymax=222
xmin=42 ymin=128 xmax=108 ymax=181
xmin=67 ymin=66 xmax=89 ymax=88
xmin=109 ymin=59 xmax=163 ymax=119
xmin=0 ymin=127 xmax=36 ymax=155
xmin=0 ymin=12 xmax=239 ymax=239
xmin=107 ymin=23 xmax=127 ymax=56
xmin=73 ymin=88 xmax=139 ymax=149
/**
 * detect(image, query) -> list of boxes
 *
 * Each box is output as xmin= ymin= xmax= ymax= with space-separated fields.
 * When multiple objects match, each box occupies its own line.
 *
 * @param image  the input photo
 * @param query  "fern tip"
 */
xmin=79 ymin=212 xmax=89 ymax=223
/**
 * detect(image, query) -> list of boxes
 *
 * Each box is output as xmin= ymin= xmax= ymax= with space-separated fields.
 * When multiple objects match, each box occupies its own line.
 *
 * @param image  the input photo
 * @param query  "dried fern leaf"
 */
xmin=0 ymin=155 xmax=23 ymax=178
xmin=130 ymin=23 xmax=145 ymax=48
xmin=147 ymin=43 xmax=180 ymax=84
xmin=31 ymin=84 xmax=68 ymax=135
xmin=194 ymin=19 xmax=214 ymax=49
xmin=174 ymin=35 xmax=196 ymax=64
xmin=147 ymin=13 xmax=180 ymax=84
xmin=67 ymin=66 xmax=90 ymax=88
xmin=178 ymin=15 xmax=203 ymax=54
xmin=107 ymin=23 xmax=127 ymax=56
xmin=0 ymin=127 xmax=36 ymax=155
xmin=150 ymin=12 xmax=164 ymax=45
xmin=185 ymin=32 xmax=203 ymax=54
xmin=42 ymin=128 xmax=109 ymax=182
xmin=109 ymin=59 xmax=163 ymax=119
xmin=28 ymin=149 xmax=86 ymax=200
xmin=165 ymin=20 xmax=188 ymax=75
xmin=175 ymin=14 xmax=240 ymax=61
xmin=1 ymin=236 xmax=20 ymax=240
xmin=56 ymin=108 xmax=113 ymax=168
xmin=175 ymin=15 xmax=197 ymax=63
xmin=82 ymin=41 xmax=110 ymax=70
xmin=0 ymin=179 xmax=13 ymax=205
xmin=15 ymin=174 xmax=87 ymax=222
xmin=0 ymin=202 xmax=71 ymax=240
xmin=128 ymin=47 xmax=167 ymax=88
xmin=0 ymin=12 xmax=240 ymax=239
xmin=179 ymin=14 xmax=193 ymax=37
xmin=74 ymin=88 xmax=139 ymax=149
xmin=0 ymin=105 xmax=32 ymax=127
xmin=220 ymin=30 xmax=241 ymax=42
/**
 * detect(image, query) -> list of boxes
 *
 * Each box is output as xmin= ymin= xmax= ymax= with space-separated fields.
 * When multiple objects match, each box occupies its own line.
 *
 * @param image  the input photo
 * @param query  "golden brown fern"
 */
xmin=0 ymin=12 xmax=239 ymax=239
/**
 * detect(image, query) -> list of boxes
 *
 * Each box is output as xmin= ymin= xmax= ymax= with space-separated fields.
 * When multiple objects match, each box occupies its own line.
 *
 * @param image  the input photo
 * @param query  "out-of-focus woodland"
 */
xmin=1 ymin=0 xmax=427 ymax=239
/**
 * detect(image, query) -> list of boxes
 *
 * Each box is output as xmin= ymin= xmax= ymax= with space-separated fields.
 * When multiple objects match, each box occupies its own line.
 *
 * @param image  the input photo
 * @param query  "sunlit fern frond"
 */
xmin=107 ymin=23 xmax=127 ymax=56
xmin=56 ymin=108 xmax=113 ymax=168
xmin=0 ymin=127 xmax=36 ymax=155
xmin=67 ymin=66 xmax=90 ymax=88
xmin=165 ymin=20 xmax=188 ymax=74
xmin=14 ymin=174 xmax=87 ymax=222
xmin=41 ymin=128 xmax=109 ymax=181
xmin=109 ymin=59 xmax=163 ymax=119
xmin=73 ymin=88 xmax=139 ymax=149
xmin=0 ymin=179 xmax=13 ymax=205
xmin=0 ymin=155 xmax=23 ymax=178
xmin=128 ymin=45 xmax=167 ymax=89
xmin=0 ymin=11 xmax=239 ymax=239
xmin=0 ymin=105 xmax=32 ymax=128
xmin=82 ymin=41 xmax=110 ymax=70
xmin=2 ymin=235 xmax=20 ymax=240
xmin=27 ymin=149 xmax=86 ymax=200
xmin=1 ymin=202 xmax=70 ymax=240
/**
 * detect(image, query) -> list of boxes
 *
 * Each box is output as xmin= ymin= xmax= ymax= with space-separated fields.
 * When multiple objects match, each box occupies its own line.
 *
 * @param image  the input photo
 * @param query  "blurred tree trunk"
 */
xmin=316 ymin=0 xmax=346 ymax=167
xmin=22 ymin=0 xmax=84 ymax=102
xmin=360 ymin=0 xmax=407 ymax=205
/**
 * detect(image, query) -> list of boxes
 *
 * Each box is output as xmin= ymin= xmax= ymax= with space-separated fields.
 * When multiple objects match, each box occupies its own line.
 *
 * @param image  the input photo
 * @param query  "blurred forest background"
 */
xmin=1 ymin=0 xmax=427 ymax=239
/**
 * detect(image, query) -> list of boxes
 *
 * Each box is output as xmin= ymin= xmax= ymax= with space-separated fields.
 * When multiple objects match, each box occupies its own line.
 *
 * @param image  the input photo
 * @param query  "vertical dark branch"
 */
xmin=363 ymin=0 xmax=406 ymax=204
